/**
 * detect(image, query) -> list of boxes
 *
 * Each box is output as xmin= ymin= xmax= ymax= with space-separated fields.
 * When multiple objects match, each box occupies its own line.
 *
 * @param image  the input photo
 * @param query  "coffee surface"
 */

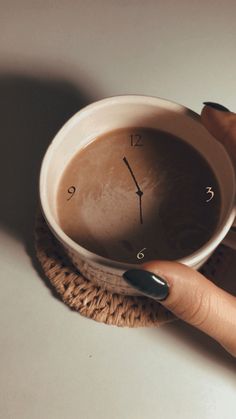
xmin=56 ymin=127 xmax=221 ymax=263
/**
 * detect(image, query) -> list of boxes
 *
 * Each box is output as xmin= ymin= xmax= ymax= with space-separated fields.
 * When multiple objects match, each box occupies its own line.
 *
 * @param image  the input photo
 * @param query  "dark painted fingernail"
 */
xmin=203 ymin=102 xmax=230 ymax=112
xmin=123 ymin=269 xmax=169 ymax=301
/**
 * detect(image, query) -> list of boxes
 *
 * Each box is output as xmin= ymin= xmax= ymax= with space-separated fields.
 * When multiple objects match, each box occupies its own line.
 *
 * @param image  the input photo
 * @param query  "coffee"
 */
xmin=56 ymin=127 xmax=221 ymax=263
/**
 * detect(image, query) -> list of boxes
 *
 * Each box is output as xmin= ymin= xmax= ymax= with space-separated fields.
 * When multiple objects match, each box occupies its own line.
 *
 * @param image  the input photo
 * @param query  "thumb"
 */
xmin=123 ymin=261 xmax=236 ymax=357
xmin=201 ymin=102 xmax=236 ymax=169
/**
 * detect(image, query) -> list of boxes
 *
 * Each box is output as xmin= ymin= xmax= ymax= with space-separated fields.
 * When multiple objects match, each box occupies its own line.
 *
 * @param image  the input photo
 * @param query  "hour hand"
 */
xmin=136 ymin=189 xmax=143 ymax=224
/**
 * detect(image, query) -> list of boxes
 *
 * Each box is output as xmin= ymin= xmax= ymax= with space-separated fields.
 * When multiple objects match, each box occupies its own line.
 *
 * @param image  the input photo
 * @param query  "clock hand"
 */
xmin=138 ymin=194 xmax=143 ymax=224
xmin=123 ymin=156 xmax=144 ymax=224
xmin=123 ymin=157 xmax=143 ymax=193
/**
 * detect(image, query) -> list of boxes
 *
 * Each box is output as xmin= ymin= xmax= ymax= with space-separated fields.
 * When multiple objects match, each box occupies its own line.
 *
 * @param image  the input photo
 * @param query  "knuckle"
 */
xmin=167 ymin=287 xmax=212 ymax=328
xmin=221 ymin=119 xmax=236 ymax=146
xmin=188 ymin=290 xmax=211 ymax=328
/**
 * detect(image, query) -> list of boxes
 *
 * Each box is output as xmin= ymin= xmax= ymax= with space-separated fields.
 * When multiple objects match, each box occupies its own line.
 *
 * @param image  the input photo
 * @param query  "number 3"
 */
xmin=206 ymin=186 xmax=214 ymax=202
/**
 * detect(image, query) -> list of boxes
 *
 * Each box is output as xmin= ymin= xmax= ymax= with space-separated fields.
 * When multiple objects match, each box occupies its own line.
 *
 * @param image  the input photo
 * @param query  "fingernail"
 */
xmin=122 ymin=269 xmax=169 ymax=301
xmin=203 ymin=101 xmax=230 ymax=112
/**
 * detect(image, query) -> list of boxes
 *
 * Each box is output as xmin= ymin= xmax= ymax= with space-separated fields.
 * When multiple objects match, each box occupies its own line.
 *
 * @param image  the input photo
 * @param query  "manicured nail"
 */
xmin=203 ymin=102 xmax=230 ymax=112
xmin=123 ymin=269 xmax=169 ymax=301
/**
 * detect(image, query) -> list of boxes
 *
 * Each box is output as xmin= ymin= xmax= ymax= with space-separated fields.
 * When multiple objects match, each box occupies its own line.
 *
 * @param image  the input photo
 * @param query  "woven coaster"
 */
xmin=34 ymin=211 xmax=234 ymax=327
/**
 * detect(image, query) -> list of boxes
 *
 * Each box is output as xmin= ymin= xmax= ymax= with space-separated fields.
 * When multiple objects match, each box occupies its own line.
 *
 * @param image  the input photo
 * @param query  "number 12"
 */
xmin=130 ymin=134 xmax=143 ymax=147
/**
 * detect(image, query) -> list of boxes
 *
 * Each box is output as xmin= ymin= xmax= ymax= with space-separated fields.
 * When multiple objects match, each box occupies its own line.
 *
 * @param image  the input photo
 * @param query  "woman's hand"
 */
xmin=123 ymin=102 xmax=236 ymax=357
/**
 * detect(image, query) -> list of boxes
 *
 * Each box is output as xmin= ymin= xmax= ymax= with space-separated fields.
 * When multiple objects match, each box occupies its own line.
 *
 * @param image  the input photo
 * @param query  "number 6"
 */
xmin=137 ymin=247 xmax=147 ymax=259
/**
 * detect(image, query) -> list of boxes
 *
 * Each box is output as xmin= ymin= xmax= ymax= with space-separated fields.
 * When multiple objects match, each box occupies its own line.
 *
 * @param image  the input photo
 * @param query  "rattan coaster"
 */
xmin=34 ymin=210 xmax=234 ymax=327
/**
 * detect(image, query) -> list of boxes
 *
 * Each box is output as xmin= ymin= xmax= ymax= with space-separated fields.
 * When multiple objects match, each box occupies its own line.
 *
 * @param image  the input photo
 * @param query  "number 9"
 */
xmin=67 ymin=186 xmax=76 ymax=201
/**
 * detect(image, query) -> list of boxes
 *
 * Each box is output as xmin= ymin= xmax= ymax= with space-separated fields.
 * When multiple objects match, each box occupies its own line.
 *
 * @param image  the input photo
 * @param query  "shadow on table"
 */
xmin=148 ymin=318 xmax=236 ymax=376
xmin=0 ymin=73 xmax=89 ymax=269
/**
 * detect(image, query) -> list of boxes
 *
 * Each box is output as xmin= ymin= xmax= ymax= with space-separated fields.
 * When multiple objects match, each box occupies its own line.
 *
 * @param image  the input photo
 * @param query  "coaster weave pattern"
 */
xmin=34 ymin=211 xmax=233 ymax=327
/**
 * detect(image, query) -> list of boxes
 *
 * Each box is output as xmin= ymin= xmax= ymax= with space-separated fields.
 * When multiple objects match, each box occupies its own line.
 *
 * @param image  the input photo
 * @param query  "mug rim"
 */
xmin=39 ymin=94 xmax=236 ymax=272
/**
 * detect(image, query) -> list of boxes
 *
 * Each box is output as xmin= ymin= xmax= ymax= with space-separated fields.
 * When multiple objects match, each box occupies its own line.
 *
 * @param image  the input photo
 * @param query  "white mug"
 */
xmin=39 ymin=95 xmax=236 ymax=295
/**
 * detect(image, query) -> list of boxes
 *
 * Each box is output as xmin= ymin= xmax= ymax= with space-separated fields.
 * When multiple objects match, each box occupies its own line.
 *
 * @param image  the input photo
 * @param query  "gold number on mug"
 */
xmin=67 ymin=186 xmax=76 ymax=201
xmin=137 ymin=247 xmax=147 ymax=259
xmin=205 ymin=186 xmax=214 ymax=202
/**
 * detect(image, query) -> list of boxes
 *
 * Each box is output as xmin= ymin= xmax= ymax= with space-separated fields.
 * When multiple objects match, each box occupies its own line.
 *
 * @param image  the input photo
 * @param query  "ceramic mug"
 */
xmin=39 ymin=95 xmax=236 ymax=295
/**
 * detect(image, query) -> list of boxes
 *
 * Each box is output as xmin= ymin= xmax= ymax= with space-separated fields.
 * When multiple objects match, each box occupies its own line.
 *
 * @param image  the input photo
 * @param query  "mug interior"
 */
xmin=40 ymin=95 xmax=235 ymax=268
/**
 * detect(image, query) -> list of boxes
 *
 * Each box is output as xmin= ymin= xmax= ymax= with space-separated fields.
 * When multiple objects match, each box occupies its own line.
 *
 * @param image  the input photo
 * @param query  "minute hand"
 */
xmin=123 ymin=157 xmax=143 ymax=193
xmin=123 ymin=156 xmax=144 ymax=224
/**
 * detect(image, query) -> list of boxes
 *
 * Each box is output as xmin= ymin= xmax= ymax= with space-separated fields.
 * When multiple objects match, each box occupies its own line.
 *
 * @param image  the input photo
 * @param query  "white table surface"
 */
xmin=0 ymin=1 xmax=236 ymax=418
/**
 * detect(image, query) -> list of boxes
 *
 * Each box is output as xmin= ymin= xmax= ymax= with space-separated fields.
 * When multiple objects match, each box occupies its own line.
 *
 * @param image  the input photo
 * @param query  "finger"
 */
xmin=201 ymin=103 xmax=236 ymax=169
xmin=123 ymin=261 xmax=236 ymax=357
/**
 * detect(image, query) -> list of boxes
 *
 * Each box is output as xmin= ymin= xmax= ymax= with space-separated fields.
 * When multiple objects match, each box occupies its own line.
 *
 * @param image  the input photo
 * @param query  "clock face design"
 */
xmin=56 ymin=127 xmax=221 ymax=264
